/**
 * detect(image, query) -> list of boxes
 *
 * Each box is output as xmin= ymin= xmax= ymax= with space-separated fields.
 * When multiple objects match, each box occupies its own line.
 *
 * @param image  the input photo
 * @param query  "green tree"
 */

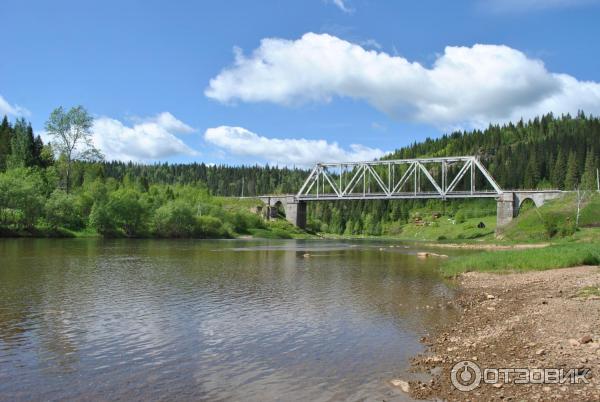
xmin=0 ymin=168 xmax=46 ymax=229
xmin=8 ymin=118 xmax=34 ymax=168
xmin=0 ymin=116 xmax=12 ymax=170
xmin=551 ymin=149 xmax=566 ymax=188
xmin=107 ymin=189 xmax=146 ymax=236
xmin=45 ymin=106 xmax=103 ymax=192
xmin=564 ymin=152 xmax=579 ymax=190
xmin=152 ymin=200 xmax=196 ymax=237
xmin=580 ymin=149 xmax=597 ymax=191
xmin=44 ymin=189 xmax=84 ymax=229
xmin=89 ymin=202 xmax=117 ymax=236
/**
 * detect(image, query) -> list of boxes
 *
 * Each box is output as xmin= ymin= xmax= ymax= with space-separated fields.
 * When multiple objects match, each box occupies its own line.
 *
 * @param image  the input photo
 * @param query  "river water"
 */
xmin=0 ymin=239 xmax=459 ymax=401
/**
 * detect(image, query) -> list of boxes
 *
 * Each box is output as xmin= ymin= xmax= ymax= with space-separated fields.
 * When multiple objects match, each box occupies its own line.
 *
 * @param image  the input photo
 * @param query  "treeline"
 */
xmin=0 ymin=111 xmax=271 ymax=238
xmin=0 ymin=111 xmax=599 ymax=237
xmin=306 ymin=112 xmax=600 ymax=234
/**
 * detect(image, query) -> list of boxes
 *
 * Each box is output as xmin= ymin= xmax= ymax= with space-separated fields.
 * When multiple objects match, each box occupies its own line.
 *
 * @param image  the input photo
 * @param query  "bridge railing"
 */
xmin=296 ymin=156 xmax=503 ymax=200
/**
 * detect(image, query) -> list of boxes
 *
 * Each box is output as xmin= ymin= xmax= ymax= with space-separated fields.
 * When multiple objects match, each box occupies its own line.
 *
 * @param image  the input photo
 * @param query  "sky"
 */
xmin=2 ymin=0 xmax=600 ymax=167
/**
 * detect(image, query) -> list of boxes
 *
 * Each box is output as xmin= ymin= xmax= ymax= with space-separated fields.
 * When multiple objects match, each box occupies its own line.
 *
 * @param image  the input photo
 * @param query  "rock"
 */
xmin=417 ymin=252 xmax=429 ymax=258
xmin=492 ymin=383 xmax=503 ymax=388
xmin=536 ymin=348 xmax=546 ymax=356
xmin=486 ymin=294 xmax=495 ymax=300
xmin=568 ymin=338 xmax=580 ymax=347
xmin=389 ymin=379 xmax=410 ymax=393
xmin=579 ymin=335 xmax=593 ymax=344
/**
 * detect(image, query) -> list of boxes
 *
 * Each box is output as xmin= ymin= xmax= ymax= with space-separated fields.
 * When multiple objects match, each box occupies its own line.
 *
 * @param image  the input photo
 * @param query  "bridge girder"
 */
xmin=296 ymin=156 xmax=503 ymax=201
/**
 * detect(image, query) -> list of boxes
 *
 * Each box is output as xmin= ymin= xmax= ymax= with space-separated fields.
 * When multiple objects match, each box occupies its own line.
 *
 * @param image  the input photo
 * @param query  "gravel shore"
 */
xmin=409 ymin=266 xmax=600 ymax=401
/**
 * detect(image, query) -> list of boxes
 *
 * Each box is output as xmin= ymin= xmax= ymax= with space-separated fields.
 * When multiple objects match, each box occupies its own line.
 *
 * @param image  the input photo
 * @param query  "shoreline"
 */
xmin=408 ymin=266 xmax=600 ymax=401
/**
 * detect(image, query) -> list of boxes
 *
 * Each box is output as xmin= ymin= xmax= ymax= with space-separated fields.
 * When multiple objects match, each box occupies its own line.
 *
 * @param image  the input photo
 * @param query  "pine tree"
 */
xmin=524 ymin=151 xmax=540 ymax=189
xmin=564 ymin=151 xmax=580 ymax=190
xmin=580 ymin=149 xmax=597 ymax=191
xmin=8 ymin=118 xmax=34 ymax=168
xmin=551 ymin=149 xmax=566 ymax=189
xmin=0 ymin=115 xmax=12 ymax=170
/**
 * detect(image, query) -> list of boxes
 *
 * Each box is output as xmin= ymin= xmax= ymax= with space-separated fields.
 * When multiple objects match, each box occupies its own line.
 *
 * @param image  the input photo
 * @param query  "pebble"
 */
xmin=486 ymin=294 xmax=495 ymax=300
xmin=389 ymin=379 xmax=410 ymax=393
xmin=492 ymin=383 xmax=502 ymax=388
xmin=579 ymin=335 xmax=593 ymax=344
xmin=536 ymin=348 xmax=546 ymax=356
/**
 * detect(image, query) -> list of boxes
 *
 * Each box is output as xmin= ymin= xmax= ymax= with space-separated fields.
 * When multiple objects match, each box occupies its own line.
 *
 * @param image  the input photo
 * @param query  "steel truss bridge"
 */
xmin=296 ymin=156 xmax=503 ymax=200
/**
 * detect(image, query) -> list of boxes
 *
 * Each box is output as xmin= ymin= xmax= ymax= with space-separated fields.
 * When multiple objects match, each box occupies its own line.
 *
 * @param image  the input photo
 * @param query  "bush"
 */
xmin=107 ymin=190 xmax=146 ymax=236
xmin=0 ymin=168 xmax=46 ymax=229
xmin=89 ymin=202 xmax=118 ymax=236
xmin=454 ymin=211 xmax=466 ymax=224
xmin=152 ymin=201 xmax=196 ymax=237
xmin=45 ymin=190 xmax=84 ymax=230
xmin=195 ymin=215 xmax=228 ymax=238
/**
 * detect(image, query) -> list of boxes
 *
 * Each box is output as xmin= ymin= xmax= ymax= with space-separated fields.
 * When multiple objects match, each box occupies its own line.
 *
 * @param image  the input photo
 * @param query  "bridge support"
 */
xmin=496 ymin=193 xmax=515 ymax=229
xmin=496 ymin=191 xmax=564 ymax=233
xmin=259 ymin=195 xmax=307 ymax=229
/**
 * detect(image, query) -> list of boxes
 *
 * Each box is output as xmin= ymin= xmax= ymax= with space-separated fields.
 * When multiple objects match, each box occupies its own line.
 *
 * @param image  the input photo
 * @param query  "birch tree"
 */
xmin=45 ymin=106 xmax=103 ymax=192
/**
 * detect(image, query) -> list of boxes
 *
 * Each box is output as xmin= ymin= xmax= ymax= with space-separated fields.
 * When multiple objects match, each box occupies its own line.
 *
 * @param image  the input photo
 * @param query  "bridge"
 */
xmin=258 ymin=156 xmax=564 ymax=233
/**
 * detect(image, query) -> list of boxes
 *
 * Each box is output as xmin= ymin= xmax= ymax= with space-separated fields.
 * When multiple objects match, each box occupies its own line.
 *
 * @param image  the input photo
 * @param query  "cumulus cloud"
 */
xmin=205 ymin=33 xmax=600 ymax=128
xmin=204 ymin=126 xmax=385 ymax=166
xmin=0 ymin=94 xmax=30 ymax=117
xmin=92 ymin=112 xmax=198 ymax=162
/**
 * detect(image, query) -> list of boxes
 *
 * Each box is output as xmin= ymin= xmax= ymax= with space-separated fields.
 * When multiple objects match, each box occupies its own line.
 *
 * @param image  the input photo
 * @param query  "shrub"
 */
xmin=195 ymin=215 xmax=228 ymax=238
xmin=89 ymin=202 xmax=118 ymax=236
xmin=152 ymin=201 xmax=196 ymax=237
xmin=45 ymin=190 xmax=84 ymax=230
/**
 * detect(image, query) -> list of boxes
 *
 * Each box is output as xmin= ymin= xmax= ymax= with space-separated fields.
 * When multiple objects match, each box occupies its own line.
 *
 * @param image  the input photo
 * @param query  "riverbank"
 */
xmin=409 ymin=266 xmax=600 ymax=401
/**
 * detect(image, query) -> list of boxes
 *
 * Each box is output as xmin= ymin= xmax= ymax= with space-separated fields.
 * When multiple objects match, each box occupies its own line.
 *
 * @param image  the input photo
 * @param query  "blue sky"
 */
xmin=2 ymin=0 xmax=600 ymax=166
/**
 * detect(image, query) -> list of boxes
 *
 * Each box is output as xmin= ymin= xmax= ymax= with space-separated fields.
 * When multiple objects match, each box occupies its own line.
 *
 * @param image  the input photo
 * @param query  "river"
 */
xmin=0 ymin=239 xmax=459 ymax=401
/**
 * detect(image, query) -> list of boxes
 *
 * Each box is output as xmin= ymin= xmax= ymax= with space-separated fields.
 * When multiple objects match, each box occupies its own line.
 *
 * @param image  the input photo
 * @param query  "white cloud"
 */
xmin=327 ymin=0 xmax=353 ymax=13
xmin=205 ymin=33 xmax=600 ymax=129
xmin=92 ymin=112 xmax=198 ymax=162
xmin=204 ymin=126 xmax=386 ymax=167
xmin=482 ymin=0 xmax=599 ymax=12
xmin=0 ymin=94 xmax=30 ymax=117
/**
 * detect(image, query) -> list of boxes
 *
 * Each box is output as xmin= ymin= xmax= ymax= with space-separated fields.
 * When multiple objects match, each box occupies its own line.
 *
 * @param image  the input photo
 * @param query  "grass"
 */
xmin=440 ymin=242 xmax=600 ymax=277
xmin=390 ymin=215 xmax=496 ymax=242
xmin=576 ymin=285 xmax=600 ymax=298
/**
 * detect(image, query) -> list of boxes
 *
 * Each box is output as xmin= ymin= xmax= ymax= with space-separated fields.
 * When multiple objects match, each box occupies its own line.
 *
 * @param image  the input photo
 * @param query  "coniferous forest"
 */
xmin=0 ymin=110 xmax=598 ymax=237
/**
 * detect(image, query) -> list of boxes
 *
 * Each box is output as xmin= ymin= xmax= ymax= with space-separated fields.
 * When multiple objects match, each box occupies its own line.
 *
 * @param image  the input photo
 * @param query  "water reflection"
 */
xmin=0 ymin=239 xmax=458 ymax=401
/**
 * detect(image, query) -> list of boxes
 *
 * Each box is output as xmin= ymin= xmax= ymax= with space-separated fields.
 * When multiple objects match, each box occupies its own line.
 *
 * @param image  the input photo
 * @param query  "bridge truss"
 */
xmin=296 ymin=156 xmax=503 ymax=201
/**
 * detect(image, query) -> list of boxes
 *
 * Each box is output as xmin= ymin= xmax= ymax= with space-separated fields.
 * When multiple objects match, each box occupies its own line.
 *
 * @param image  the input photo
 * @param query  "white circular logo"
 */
xmin=451 ymin=360 xmax=482 ymax=391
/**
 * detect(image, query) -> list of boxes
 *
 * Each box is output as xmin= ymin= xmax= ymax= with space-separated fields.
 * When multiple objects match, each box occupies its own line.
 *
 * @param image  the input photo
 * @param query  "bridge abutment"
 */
xmin=496 ymin=191 xmax=564 ymax=233
xmin=259 ymin=196 xmax=307 ymax=229
xmin=496 ymin=192 xmax=515 ymax=230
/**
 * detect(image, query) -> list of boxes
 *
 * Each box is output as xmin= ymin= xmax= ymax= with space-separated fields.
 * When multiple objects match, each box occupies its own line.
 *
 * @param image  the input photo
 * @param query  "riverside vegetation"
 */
xmin=0 ymin=107 xmax=599 ymax=248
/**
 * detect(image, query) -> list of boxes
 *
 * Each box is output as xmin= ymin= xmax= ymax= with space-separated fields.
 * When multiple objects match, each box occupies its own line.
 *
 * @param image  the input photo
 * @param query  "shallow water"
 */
xmin=0 ymin=239 xmax=458 ymax=401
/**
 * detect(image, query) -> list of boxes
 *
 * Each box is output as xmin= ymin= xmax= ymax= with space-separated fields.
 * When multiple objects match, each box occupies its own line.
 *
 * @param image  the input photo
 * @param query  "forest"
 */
xmin=0 ymin=109 xmax=598 ymax=238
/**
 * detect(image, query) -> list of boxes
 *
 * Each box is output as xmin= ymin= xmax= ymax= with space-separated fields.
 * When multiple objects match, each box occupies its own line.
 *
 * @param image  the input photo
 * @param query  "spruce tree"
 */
xmin=9 ymin=118 xmax=34 ymax=167
xmin=0 ymin=115 xmax=12 ymax=170
xmin=564 ymin=151 xmax=580 ymax=190
xmin=580 ymin=149 xmax=597 ymax=191
xmin=551 ymin=149 xmax=566 ymax=188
